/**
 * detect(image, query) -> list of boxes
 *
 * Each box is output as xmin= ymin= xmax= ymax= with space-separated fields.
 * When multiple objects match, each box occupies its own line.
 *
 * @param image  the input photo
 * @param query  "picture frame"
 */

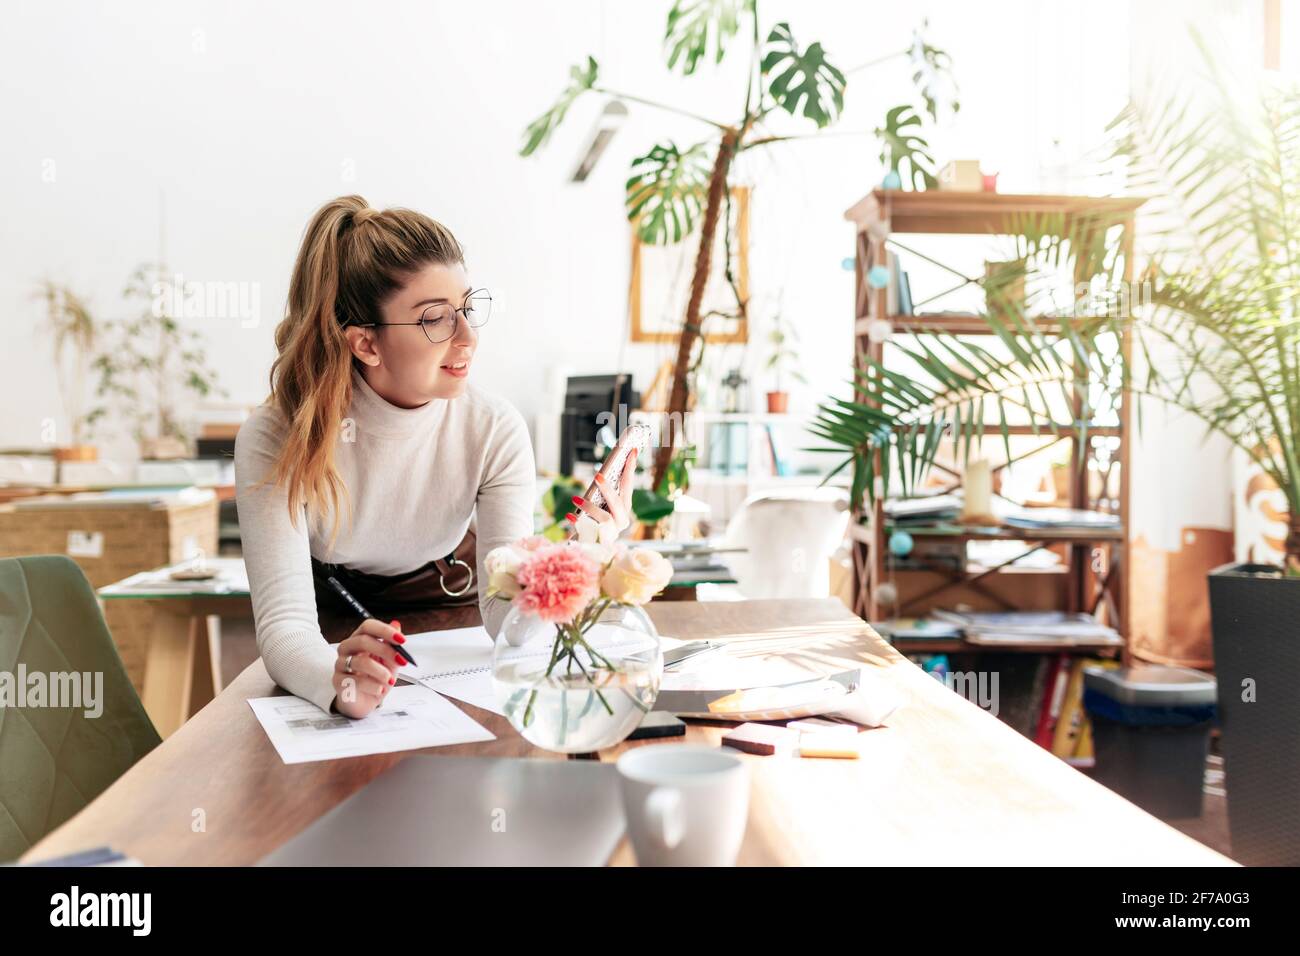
xmin=628 ymin=186 xmax=749 ymax=344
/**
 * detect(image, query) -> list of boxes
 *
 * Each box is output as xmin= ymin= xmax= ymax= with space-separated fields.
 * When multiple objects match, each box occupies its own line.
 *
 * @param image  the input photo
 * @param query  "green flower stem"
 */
xmin=556 ymin=622 xmax=615 ymax=716
xmin=524 ymin=626 xmax=568 ymax=727
xmin=574 ymin=633 xmax=616 ymax=671
xmin=518 ymin=600 xmax=633 ymax=728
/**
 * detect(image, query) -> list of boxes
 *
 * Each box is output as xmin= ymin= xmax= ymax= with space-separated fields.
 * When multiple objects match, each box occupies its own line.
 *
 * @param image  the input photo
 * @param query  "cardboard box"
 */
xmin=0 ymin=493 xmax=219 ymax=693
xmin=938 ymin=159 xmax=983 ymax=192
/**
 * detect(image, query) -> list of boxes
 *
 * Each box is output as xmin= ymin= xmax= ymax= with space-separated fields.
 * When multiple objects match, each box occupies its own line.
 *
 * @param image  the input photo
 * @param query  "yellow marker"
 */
xmin=706 ymin=690 xmax=748 ymax=714
xmin=798 ymin=731 xmax=861 ymax=759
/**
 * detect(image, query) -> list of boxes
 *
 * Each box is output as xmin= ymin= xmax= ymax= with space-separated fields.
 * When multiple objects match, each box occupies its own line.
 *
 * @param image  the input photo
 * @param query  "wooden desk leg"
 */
xmin=188 ymin=615 xmax=219 ymax=719
xmin=141 ymin=603 xmax=217 ymax=738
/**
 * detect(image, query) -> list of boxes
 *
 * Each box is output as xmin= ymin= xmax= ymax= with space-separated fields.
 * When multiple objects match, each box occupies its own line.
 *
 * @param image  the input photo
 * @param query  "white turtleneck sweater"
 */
xmin=233 ymin=368 xmax=536 ymax=714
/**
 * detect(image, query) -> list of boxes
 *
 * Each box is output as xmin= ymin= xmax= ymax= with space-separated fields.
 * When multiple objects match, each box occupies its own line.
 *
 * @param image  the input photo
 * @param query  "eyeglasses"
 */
xmin=353 ymin=288 xmax=492 ymax=344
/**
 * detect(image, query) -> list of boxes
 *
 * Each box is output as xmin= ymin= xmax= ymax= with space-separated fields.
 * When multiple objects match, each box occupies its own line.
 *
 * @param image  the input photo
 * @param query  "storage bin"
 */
xmin=1083 ymin=664 xmax=1216 ymax=819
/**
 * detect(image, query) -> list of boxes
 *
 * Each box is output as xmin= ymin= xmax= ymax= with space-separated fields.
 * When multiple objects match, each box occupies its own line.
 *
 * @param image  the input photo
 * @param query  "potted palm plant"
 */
xmin=810 ymin=219 xmax=1128 ymax=512
xmin=811 ymin=65 xmax=1300 ymax=865
xmin=1109 ymin=70 xmax=1300 ymax=865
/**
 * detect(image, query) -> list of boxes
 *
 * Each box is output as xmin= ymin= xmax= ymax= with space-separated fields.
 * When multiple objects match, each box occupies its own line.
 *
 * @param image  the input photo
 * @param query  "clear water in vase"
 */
xmin=492 ymin=604 xmax=662 ymax=753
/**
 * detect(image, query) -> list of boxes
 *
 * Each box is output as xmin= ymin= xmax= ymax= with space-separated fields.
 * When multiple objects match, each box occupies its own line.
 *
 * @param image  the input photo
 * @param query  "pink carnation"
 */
xmin=515 ymin=544 xmax=601 ymax=623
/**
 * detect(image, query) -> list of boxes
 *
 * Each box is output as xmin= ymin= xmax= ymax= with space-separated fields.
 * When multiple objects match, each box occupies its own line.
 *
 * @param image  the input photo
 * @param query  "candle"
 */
xmin=962 ymin=458 xmax=996 ymax=525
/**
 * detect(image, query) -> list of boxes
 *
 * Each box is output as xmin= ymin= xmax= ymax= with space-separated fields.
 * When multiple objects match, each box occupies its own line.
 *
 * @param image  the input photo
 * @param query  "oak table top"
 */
xmin=22 ymin=598 xmax=1233 ymax=866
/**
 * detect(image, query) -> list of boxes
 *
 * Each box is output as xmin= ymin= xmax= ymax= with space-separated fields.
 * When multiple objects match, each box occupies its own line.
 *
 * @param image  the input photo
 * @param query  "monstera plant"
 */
xmin=521 ymin=0 xmax=957 ymax=494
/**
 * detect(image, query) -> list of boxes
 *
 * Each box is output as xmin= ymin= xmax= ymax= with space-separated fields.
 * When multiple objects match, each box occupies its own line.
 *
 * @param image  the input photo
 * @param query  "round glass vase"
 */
xmin=492 ymin=600 xmax=663 ymax=754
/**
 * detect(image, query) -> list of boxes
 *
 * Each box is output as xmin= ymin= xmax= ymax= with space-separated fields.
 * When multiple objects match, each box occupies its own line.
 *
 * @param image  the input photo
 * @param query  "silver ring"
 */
xmin=344 ymin=653 xmax=354 ymax=674
xmin=441 ymin=557 xmax=475 ymax=597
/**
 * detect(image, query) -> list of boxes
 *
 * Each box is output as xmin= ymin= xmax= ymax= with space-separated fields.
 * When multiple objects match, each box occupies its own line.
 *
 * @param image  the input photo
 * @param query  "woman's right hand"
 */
xmin=331 ymin=619 xmax=408 ymax=719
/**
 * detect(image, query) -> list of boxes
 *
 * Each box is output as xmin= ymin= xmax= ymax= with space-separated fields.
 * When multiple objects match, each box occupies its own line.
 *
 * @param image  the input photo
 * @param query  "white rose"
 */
xmin=485 ymin=546 xmax=524 ymax=598
xmin=601 ymin=547 xmax=673 ymax=605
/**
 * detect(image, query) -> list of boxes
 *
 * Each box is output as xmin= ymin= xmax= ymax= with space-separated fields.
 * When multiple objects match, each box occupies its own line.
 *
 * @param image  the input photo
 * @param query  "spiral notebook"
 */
xmin=398 ymin=625 xmax=503 ymax=715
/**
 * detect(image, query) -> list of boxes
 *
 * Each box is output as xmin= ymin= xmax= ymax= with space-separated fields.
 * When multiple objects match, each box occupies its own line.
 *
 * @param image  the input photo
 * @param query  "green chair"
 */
xmin=0 ymin=555 xmax=160 ymax=861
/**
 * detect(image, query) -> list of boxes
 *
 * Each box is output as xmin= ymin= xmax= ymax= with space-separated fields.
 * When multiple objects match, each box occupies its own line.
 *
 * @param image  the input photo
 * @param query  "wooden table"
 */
xmin=98 ymin=558 xmax=252 ymax=739
xmin=21 ymin=599 xmax=1234 ymax=866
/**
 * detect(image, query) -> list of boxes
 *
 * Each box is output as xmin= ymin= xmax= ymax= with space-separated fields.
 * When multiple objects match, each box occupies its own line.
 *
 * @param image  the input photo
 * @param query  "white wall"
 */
xmin=2 ymin=0 xmax=1134 ymax=465
xmin=1126 ymin=0 xmax=1269 ymax=550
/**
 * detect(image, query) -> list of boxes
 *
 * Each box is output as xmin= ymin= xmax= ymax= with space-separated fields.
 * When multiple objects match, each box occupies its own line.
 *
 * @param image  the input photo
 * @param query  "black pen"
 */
xmin=325 ymin=576 xmax=418 ymax=666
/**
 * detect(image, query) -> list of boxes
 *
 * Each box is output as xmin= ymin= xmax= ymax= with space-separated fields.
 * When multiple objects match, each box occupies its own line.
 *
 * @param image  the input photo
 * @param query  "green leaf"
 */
xmin=876 ymin=104 xmax=936 ymax=190
xmin=907 ymin=19 xmax=960 ymax=120
xmin=520 ymin=57 xmax=599 ymax=157
xmin=664 ymin=0 xmax=753 ymax=75
xmin=760 ymin=22 xmax=846 ymax=129
xmin=632 ymin=487 xmax=676 ymax=523
xmin=543 ymin=476 xmax=584 ymax=525
xmin=625 ymin=141 xmax=712 ymax=245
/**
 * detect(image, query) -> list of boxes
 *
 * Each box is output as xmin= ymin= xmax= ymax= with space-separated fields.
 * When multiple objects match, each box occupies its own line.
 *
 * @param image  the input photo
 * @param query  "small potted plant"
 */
xmin=36 ymin=281 xmax=101 ymax=462
xmin=87 ymin=264 xmax=225 ymax=459
xmin=764 ymin=312 xmax=806 ymax=414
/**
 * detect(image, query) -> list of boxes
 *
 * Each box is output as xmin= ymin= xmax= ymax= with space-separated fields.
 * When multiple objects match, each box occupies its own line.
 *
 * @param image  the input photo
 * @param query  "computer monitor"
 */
xmin=560 ymin=373 xmax=639 ymax=475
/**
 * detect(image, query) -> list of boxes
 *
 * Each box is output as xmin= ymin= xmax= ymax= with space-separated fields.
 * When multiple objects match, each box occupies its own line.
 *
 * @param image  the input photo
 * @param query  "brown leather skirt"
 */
xmin=310 ymin=529 xmax=478 ymax=644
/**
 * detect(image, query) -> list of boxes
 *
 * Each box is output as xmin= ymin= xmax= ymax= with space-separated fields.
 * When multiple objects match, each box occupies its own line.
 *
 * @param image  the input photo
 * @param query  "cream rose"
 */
xmin=600 ymin=547 xmax=673 ymax=605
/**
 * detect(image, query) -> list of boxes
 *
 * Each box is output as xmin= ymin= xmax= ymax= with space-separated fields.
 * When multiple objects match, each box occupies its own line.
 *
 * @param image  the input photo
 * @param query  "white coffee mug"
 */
xmin=615 ymin=744 xmax=750 ymax=866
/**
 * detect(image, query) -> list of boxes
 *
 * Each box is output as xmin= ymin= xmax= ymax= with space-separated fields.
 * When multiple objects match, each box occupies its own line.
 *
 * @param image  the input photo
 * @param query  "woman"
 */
xmin=235 ymin=195 xmax=636 ymax=719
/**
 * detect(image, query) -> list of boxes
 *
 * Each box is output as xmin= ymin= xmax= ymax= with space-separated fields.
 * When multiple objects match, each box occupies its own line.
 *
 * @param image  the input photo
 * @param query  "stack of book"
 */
xmin=883 ymin=493 xmax=962 ymax=526
xmin=1033 ymin=655 xmax=1121 ymax=766
xmin=872 ymin=617 xmax=964 ymax=642
xmin=931 ymin=610 xmax=1122 ymax=648
xmin=998 ymin=505 xmax=1120 ymax=531
xmin=633 ymin=539 xmax=743 ymax=585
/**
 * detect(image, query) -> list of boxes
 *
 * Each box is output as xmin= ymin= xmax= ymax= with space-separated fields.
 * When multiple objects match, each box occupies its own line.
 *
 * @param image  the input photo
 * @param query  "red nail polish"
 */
xmin=392 ymin=633 xmax=406 ymax=644
xmin=571 ymin=495 xmax=584 ymax=506
xmin=389 ymin=677 xmax=396 ymax=685
xmin=397 ymin=658 xmax=407 ymax=666
xmin=389 ymin=619 xmax=402 ymax=631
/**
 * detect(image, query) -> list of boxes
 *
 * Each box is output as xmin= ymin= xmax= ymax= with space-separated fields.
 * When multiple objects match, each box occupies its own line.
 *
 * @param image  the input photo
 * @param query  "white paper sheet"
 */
xmin=659 ymin=650 xmax=839 ymax=691
xmin=248 ymin=684 xmax=494 ymax=764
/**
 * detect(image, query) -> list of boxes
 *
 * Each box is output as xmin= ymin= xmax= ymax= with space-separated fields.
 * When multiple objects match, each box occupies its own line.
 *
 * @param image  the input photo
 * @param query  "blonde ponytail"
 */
xmin=265 ymin=195 xmax=464 ymax=544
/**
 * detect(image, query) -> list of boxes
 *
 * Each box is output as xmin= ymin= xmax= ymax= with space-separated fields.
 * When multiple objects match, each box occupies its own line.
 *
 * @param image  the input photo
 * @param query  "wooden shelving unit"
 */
xmin=843 ymin=189 xmax=1144 ymax=654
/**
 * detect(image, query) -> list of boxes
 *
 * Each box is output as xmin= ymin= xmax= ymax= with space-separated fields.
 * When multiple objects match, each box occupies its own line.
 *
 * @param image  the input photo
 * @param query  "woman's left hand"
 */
xmin=567 ymin=447 xmax=638 ymax=542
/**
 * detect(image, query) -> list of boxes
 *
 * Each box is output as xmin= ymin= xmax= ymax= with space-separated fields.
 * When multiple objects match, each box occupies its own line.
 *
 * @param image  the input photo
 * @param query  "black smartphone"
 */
xmin=628 ymin=711 xmax=687 ymax=740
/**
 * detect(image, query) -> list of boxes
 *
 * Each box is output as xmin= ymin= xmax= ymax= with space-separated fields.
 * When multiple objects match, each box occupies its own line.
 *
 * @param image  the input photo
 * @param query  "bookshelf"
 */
xmin=842 ymin=189 xmax=1145 ymax=655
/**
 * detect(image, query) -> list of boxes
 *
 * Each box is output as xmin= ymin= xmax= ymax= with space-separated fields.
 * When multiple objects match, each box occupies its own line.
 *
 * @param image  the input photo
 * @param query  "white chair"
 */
xmin=716 ymin=486 xmax=851 ymax=600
